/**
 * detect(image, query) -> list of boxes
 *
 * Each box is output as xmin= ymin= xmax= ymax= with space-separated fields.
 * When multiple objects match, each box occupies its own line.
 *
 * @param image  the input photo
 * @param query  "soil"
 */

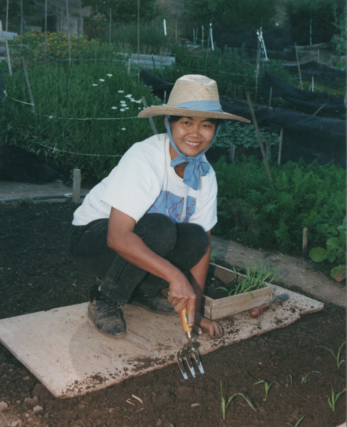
xmin=0 ymin=201 xmax=346 ymax=427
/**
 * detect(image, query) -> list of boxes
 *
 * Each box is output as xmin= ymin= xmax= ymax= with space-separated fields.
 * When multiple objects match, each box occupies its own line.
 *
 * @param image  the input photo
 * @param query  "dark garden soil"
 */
xmin=0 ymin=201 xmax=346 ymax=427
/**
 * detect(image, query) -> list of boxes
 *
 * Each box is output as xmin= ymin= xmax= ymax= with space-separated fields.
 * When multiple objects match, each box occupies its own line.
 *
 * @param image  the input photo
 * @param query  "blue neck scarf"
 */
xmin=166 ymin=100 xmax=222 ymax=190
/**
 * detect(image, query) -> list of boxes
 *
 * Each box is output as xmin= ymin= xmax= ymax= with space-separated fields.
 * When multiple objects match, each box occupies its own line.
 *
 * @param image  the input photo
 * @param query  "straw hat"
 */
xmin=138 ymin=74 xmax=250 ymax=123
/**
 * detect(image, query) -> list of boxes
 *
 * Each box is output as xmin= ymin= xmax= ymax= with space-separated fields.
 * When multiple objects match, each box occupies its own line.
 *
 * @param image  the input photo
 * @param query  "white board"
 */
xmin=0 ymin=285 xmax=323 ymax=399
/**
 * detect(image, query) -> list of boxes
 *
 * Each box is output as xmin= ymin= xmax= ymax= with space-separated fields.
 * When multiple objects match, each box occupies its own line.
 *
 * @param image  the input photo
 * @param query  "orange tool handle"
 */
xmin=180 ymin=307 xmax=192 ymax=333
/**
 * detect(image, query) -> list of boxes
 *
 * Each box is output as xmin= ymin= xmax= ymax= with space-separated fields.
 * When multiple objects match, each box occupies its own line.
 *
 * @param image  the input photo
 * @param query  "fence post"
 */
xmin=229 ymin=145 xmax=236 ymax=163
xmin=246 ymin=92 xmax=273 ymax=184
xmin=109 ymin=8 xmax=112 ymax=44
xmin=21 ymin=57 xmax=35 ymax=113
xmin=269 ymin=87 xmax=273 ymax=107
xmin=5 ymin=39 xmax=12 ymax=76
xmin=65 ymin=0 xmax=71 ymax=66
xmin=73 ymin=169 xmax=81 ymax=204
xmin=302 ymin=227 xmax=308 ymax=256
xmin=278 ymin=127 xmax=283 ymax=165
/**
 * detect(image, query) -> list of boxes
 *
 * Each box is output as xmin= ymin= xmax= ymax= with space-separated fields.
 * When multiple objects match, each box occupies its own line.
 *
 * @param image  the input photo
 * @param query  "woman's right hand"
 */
xmin=168 ymin=274 xmax=196 ymax=328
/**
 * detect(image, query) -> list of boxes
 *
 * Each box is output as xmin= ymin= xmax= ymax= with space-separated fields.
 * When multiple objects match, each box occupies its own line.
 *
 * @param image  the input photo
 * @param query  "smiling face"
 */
xmin=165 ymin=116 xmax=217 ymax=160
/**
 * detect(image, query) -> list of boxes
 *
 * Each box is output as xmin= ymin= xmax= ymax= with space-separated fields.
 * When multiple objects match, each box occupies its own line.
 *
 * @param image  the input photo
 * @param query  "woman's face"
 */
xmin=165 ymin=116 xmax=216 ymax=160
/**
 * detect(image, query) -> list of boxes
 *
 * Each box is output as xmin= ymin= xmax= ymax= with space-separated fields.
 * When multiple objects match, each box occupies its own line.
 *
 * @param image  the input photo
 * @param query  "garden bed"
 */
xmin=0 ymin=201 xmax=345 ymax=427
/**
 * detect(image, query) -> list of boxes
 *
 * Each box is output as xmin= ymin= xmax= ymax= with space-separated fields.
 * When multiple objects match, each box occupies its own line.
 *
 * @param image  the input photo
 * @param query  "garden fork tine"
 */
xmin=177 ymin=307 xmax=204 ymax=380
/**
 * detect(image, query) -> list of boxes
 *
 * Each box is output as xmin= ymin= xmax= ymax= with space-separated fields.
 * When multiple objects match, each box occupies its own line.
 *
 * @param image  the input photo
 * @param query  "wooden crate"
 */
xmin=202 ymin=263 xmax=272 ymax=320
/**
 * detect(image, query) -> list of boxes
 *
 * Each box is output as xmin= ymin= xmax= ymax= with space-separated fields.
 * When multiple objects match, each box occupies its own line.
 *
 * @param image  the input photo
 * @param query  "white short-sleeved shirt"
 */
xmin=72 ymin=133 xmax=218 ymax=232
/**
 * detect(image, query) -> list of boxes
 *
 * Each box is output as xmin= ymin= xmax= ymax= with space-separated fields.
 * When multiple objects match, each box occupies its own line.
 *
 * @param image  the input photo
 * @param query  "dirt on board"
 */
xmin=0 ymin=201 xmax=346 ymax=427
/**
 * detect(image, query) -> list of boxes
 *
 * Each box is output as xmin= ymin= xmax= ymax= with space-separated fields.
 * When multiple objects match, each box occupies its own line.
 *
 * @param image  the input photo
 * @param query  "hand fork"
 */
xmin=177 ymin=307 xmax=204 ymax=380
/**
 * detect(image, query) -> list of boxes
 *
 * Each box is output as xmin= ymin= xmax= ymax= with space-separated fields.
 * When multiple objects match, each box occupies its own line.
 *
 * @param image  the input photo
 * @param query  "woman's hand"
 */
xmin=168 ymin=274 xmax=196 ymax=327
xmin=193 ymin=313 xmax=223 ymax=338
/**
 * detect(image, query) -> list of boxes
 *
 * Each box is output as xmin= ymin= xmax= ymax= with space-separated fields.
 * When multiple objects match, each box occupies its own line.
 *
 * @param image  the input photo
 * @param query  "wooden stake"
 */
xmin=309 ymin=18 xmax=312 ymax=46
xmin=302 ymin=227 xmax=308 ymax=255
xmin=278 ymin=127 xmax=283 ymax=165
xmin=21 ymin=57 xmax=35 ymax=113
xmin=201 ymin=26 xmax=204 ymax=48
xmin=73 ymin=169 xmax=81 ymax=204
xmin=137 ymin=0 xmax=140 ymax=82
xmin=141 ymin=96 xmax=158 ymax=135
xmin=246 ymin=92 xmax=273 ymax=184
xmin=295 ymin=43 xmax=303 ymax=90
xmin=5 ymin=39 xmax=12 ymax=76
xmin=255 ymin=39 xmax=261 ymax=101
xmin=230 ymin=145 xmax=236 ymax=163
xmin=312 ymin=76 xmax=314 ymax=92
xmin=79 ymin=0 xmax=83 ymax=36
xmin=20 ymin=0 xmax=23 ymax=51
xmin=109 ymin=8 xmax=112 ymax=44
xmin=127 ymin=58 xmax=131 ymax=74
xmin=65 ymin=0 xmax=71 ymax=66
xmin=5 ymin=0 xmax=9 ymax=32
xmin=317 ymin=48 xmax=319 ymax=63
xmin=269 ymin=87 xmax=273 ymax=107
xmin=44 ymin=0 xmax=47 ymax=58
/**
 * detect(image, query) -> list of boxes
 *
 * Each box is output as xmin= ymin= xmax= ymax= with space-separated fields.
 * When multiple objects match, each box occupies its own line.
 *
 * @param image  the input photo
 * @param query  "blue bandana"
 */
xmin=166 ymin=100 xmax=222 ymax=190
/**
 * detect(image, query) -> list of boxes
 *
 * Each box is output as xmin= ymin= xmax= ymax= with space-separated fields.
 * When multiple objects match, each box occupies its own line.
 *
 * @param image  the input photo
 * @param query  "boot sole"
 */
xmin=131 ymin=301 xmax=176 ymax=315
xmin=87 ymin=310 xmax=127 ymax=339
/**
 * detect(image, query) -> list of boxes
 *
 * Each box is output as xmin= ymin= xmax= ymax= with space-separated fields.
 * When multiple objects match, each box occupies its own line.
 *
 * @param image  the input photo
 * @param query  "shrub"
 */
xmin=0 ymin=62 xmax=163 ymax=184
xmin=214 ymin=157 xmax=346 ymax=254
xmin=285 ymin=0 xmax=346 ymax=45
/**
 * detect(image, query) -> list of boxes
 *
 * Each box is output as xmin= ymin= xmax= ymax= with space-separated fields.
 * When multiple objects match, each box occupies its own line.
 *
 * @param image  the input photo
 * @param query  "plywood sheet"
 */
xmin=0 ymin=285 xmax=323 ymax=399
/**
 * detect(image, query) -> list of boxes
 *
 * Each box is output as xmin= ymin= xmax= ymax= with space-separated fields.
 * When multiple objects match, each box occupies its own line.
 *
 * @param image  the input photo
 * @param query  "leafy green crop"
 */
xmin=214 ymin=157 xmax=346 ymax=255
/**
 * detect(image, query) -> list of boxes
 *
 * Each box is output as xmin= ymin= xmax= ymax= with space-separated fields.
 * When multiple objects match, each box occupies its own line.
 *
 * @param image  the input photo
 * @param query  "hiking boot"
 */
xmin=131 ymin=289 xmax=175 ymax=314
xmin=88 ymin=286 xmax=127 ymax=339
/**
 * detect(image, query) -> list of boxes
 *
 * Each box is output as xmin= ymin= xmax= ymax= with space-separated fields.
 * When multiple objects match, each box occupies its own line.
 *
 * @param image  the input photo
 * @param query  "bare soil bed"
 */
xmin=0 ymin=201 xmax=345 ymax=427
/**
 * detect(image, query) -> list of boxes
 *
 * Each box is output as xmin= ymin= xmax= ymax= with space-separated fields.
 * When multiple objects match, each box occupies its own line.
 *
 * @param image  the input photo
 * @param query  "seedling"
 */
xmin=286 ymin=416 xmax=305 ymax=427
xmin=301 ymin=371 xmax=322 ymax=383
xmin=328 ymin=387 xmax=346 ymax=412
xmin=315 ymin=342 xmax=346 ymax=369
xmin=253 ymin=380 xmax=279 ymax=401
xmin=220 ymin=381 xmax=256 ymax=421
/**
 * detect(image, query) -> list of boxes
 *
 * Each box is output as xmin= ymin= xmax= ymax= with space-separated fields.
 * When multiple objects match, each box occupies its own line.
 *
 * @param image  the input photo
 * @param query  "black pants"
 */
xmin=69 ymin=213 xmax=208 ymax=305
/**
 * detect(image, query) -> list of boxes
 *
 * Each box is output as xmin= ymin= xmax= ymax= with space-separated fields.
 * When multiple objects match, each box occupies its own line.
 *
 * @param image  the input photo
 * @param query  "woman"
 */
xmin=69 ymin=74 xmax=249 ymax=340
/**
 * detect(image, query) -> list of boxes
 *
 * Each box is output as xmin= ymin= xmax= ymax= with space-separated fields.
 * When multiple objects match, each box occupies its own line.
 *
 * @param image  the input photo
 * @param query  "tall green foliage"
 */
xmin=214 ymin=157 xmax=346 ymax=254
xmin=285 ymin=0 xmax=345 ymax=44
xmin=184 ymin=0 xmax=276 ymax=30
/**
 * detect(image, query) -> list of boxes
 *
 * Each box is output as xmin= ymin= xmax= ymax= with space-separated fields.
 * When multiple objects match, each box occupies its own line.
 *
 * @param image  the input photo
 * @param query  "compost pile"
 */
xmin=0 ymin=201 xmax=345 ymax=427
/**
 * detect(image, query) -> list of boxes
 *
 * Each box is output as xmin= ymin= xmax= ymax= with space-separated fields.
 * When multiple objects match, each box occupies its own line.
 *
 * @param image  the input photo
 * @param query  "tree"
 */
xmin=82 ymin=0 xmax=160 ymax=23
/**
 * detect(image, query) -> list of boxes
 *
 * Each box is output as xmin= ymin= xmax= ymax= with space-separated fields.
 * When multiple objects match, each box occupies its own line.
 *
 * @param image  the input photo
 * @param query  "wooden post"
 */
xmin=278 ymin=127 xmax=283 ymax=165
xmin=312 ymin=76 xmax=314 ymax=92
xmin=163 ymin=90 xmax=167 ymax=104
xmin=137 ymin=0 xmax=140 ymax=82
xmin=302 ymin=227 xmax=308 ymax=255
xmin=266 ymin=140 xmax=271 ymax=160
xmin=5 ymin=39 xmax=12 ymax=76
xmin=109 ymin=8 xmax=112 ymax=44
xmin=230 ymin=145 xmax=236 ymax=163
xmin=295 ymin=43 xmax=303 ymax=90
xmin=309 ymin=18 xmax=312 ymax=46
xmin=73 ymin=169 xmax=81 ymax=204
xmin=201 ymin=26 xmax=204 ymax=48
xmin=127 ymin=58 xmax=131 ymax=74
xmin=255 ymin=39 xmax=261 ymax=101
xmin=79 ymin=0 xmax=83 ymax=36
xmin=246 ymin=92 xmax=273 ymax=184
xmin=5 ymin=0 xmax=9 ymax=32
xmin=141 ymin=96 xmax=158 ymax=135
xmin=44 ymin=0 xmax=47 ymax=58
xmin=317 ymin=48 xmax=319 ymax=63
xmin=21 ymin=57 xmax=35 ymax=113
xmin=269 ymin=87 xmax=273 ymax=107
xmin=20 ymin=0 xmax=23 ymax=50
xmin=65 ymin=0 xmax=71 ymax=66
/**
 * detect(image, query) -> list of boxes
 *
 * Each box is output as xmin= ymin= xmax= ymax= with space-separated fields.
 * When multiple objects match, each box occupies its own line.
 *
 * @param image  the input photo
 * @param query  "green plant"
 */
xmin=328 ymin=387 xmax=346 ymax=412
xmin=210 ymin=248 xmax=219 ymax=263
xmin=315 ymin=342 xmax=346 ymax=369
xmin=253 ymin=380 xmax=279 ymax=401
xmin=301 ymin=371 xmax=322 ymax=383
xmin=286 ymin=417 xmax=305 ymax=427
xmin=309 ymin=217 xmax=346 ymax=281
xmin=331 ymin=3 xmax=347 ymax=55
xmin=220 ymin=382 xmax=256 ymax=421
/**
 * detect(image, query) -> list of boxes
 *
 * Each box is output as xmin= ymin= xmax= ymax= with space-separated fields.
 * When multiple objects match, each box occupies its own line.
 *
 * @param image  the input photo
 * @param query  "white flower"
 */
xmin=49 ymin=115 xmax=53 ymax=119
xmin=121 ymin=128 xmax=126 ymax=131
xmin=111 ymin=106 xmax=117 ymax=109
xmin=99 ymin=79 xmax=105 ymax=82
xmin=125 ymin=107 xmax=129 ymax=110
xmin=120 ymin=101 xmax=126 ymax=104
xmin=118 ymin=90 xmax=124 ymax=93
xmin=138 ymin=107 xmax=141 ymax=109
xmin=125 ymin=94 xmax=132 ymax=98
xmin=136 ymin=100 xmax=142 ymax=103
xmin=120 ymin=108 xmax=125 ymax=112
xmin=107 ymin=74 xmax=112 ymax=77
xmin=130 ymin=99 xmax=136 ymax=102
xmin=92 ymin=84 xmax=98 ymax=86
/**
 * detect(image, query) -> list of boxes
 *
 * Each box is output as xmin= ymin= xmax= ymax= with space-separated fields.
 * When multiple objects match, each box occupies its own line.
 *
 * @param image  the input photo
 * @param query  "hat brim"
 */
xmin=138 ymin=106 xmax=250 ymax=123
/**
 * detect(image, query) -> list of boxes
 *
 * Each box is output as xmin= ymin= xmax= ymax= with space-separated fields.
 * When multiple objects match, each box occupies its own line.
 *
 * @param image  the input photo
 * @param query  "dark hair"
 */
xmin=168 ymin=115 xmax=222 ymax=127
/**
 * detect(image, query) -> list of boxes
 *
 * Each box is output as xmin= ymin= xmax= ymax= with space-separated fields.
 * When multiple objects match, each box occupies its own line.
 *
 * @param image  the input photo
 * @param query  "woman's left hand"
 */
xmin=193 ymin=314 xmax=223 ymax=338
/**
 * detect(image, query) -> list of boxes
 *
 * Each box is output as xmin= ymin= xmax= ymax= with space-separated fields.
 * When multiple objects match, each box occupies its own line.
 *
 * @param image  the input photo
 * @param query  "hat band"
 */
xmin=174 ymin=100 xmax=224 ymax=114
